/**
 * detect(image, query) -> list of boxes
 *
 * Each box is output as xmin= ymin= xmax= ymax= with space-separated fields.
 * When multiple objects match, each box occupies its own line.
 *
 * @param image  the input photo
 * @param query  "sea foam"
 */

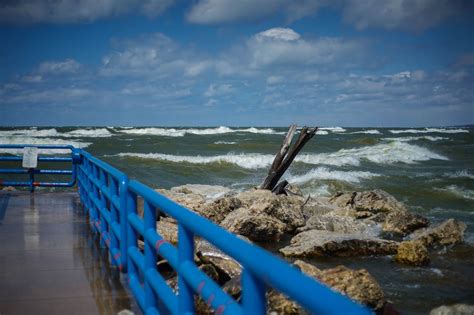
xmin=116 ymin=141 xmax=447 ymax=169
xmin=389 ymin=128 xmax=469 ymax=134
xmin=287 ymin=167 xmax=380 ymax=184
xmin=116 ymin=126 xmax=284 ymax=137
xmin=0 ymin=136 xmax=91 ymax=154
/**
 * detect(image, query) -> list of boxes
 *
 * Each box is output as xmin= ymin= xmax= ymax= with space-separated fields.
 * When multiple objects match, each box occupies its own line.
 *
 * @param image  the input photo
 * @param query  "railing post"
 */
xmin=119 ymin=176 xmax=128 ymax=272
xmin=144 ymin=201 xmax=157 ymax=311
xmin=178 ymin=224 xmax=195 ymax=314
xmin=126 ymin=190 xmax=138 ymax=283
xmin=242 ymin=268 xmax=266 ymax=315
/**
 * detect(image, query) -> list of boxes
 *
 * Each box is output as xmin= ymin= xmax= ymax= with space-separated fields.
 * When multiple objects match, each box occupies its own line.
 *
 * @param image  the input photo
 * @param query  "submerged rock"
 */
xmin=329 ymin=190 xmax=407 ymax=220
xmin=411 ymin=218 xmax=467 ymax=248
xmin=383 ymin=211 xmax=429 ymax=236
xmin=294 ymin=260 xmax=386 ymax=310
xmin=394 ymin=240 xmax=430 ymax=266
xmin=280 ymin=230 xmax=398 ymax=257
xmin=220 ymin=207 xmax=286 ymax=241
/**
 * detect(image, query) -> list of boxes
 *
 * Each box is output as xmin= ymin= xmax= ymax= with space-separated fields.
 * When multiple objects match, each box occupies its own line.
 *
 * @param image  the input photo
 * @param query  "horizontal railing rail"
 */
xmin=0 ymin=145 xmax=371 ymax=315
xmin=0 ymin=144 xmax=78 ymax=191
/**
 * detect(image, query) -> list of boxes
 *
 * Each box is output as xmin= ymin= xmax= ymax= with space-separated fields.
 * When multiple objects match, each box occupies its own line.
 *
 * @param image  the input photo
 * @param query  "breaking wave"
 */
xmin=0 ymin=136 xmax=91 ymax=154
xmin=444 ymin=170 xmax=474 ymax=180
xmin=383 ymin=136 xmax=448 ymax=142
xmin=214 ymin=141 xmax=237 ymax=145
xmin=435 ymin=185 xmax=474 ymax=201
xmin=349 ymin=130 xmax=381 ymax=135
xmin=389 ymin=128 xmax=469 ymax=134
xmin=319 ymin=127 xmax=346 ymax=132
xmin=0 ymin=128 xmax=112 ymax=138
xmin=116 ymin=141 xmax=447 ymax=169
xmin=116 ymin=126 xmax=284 ymax=137
xmin=287 ymin=167 xmax=380 ymax=184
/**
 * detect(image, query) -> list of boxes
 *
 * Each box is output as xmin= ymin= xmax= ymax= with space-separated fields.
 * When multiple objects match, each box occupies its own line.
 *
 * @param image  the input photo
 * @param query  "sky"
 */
xmin=0 ymin=0 xmax=473 ymax=127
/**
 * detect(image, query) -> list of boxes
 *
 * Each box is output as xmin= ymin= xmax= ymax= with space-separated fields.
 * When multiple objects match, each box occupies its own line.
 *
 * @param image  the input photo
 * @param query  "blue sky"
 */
xmin=0 ymin=0 xmax=473 ymax=127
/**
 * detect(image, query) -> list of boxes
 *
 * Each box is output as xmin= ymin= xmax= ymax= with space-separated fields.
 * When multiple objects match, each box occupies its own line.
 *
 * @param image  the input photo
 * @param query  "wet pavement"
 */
xmin=0 ymin=191 xmax=139 ymax=315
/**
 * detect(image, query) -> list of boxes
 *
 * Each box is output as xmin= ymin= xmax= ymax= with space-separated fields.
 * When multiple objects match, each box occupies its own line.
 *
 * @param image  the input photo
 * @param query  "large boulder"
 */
xmin=329 ymin=190 xmax=407 ymax=221
xmin=220 ymin=207 xmax=286 ymax=241
xmin=195 ymin=240 xmax=242 ymax=281
xmin=156 ymin=188 xmax=205 ymax=212
xmin=394 ymin=240 xmax=430 ymax=266
xmin=300 ymin=197 xmax=344 ymax=219
xmin=294 ymin=260 xmax=386 ymax=310
xmin=430 ymin=304 xmax=474 ymax=315
xmin=156 ymin=218 xmax=179 ymax=245
xmin=235 ymin=189 xmax=305 ymax=233
xmin=170 ymin=184 xmax=231 ymax=201
xmin=297 ymin=213 xmax=379 ymax=236
xmin=410 ymin=219 xmax=467 ymax=248
xmin=196 ymin=196 xmax=241 ymax=224
xmin=383 ymin=211 xmax=429 ymax=236
xmin=280 ymin=230 xmax=398 ymax=257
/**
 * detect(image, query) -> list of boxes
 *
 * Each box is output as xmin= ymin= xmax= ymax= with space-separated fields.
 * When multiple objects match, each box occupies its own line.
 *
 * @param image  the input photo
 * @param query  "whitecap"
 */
xmin=214 ymin=141 xmax=237 ymax=145
xmin=389 ymin=128 xmax=469 ymax=134
xmin=435 ymin=185 xmax=474 ymax=200
xmin=383 ymin=136 xmax=448 ymax=142
xmin=286 ymin=167 xmax=380 ymax=184
xmin=117 ymin=126 xmax=284 ymax=137
xmin=319 ymin=127 xmax=346 ymax=132
xmin=0 ymin=136 xmax=91 ymax=154
xmin=443 ymin=170 xmax=474 ymax=180
xmin=348 ymin=130 xmax=381 ymax=135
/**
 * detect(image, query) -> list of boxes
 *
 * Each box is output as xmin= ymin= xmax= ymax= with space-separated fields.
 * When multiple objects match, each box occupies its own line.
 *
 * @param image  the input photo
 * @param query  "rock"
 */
xmin=285 ymin=183 xmax=303 ymax=196
xmin=235 ymin=189 xmax=305 ymax=233
xmin=267 ymin=290 xmax=302 ymax=315
xmin=411 ymin=219 xmax=467 ymax=248
xmin=196 ymin=196 xmax=242 ymax=223
xmin=155 ymin=188 xmax=205 ymax=212
xmin=195 ymin=240 xmax=242 ymax=282
xmin=156 ymin=218 xmax=178 ymax=245
xmin=329 ymin=190 xmax=407 ymax=220
xmin=1 ymin=186 xmax=16 ymax=191
xmin=394 ymin=240 xmax=430 ymax=266
xmin=220 ymin=207 xmax=286 ymax=241
xmin=297 ymin=213 xmax=379 ymax=236
xmin=430 ymin=304 xmax=474 ymax=315
xmin=280 ymin=230 xmax=398 ymax=257
xmin=301 ymin=197 xmax=343 ymax=219
xmin=170 ymin=184 xmax=231 ymax=201
xmin=294 ymin=260 xmax=386 ymax=310
xmin=383 ymin=212 xmax=429 ymax=236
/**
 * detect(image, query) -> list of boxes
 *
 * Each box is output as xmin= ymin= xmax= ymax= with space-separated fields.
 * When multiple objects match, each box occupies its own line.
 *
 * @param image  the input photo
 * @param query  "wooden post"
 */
xmin=261 ymin=125 xmax=318 ymax=193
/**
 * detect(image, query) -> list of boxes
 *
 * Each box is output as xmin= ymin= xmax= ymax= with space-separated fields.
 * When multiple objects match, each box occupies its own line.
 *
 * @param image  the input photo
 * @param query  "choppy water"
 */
xmin=1 ymin=126 xmax=473 ymax=314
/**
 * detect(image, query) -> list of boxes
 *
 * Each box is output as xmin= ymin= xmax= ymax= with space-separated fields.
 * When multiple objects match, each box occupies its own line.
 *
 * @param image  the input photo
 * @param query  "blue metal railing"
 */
xmin=0 ymin=145 xmax=371 ymax=315
xmin=0 ymin=144 xmax=78 ymax=191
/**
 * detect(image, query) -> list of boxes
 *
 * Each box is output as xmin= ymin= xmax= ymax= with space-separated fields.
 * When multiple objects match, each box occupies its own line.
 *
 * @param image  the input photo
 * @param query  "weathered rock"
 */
xmin=430 ymin=304 xmax=474 ymax=315
xmin=300 ymin=197 xmax=343 ymax=219
xmin=297 ymin=213 xmax=379 ymax=236
xmin=267 ymin=290 xmax=303 ymax=315
xmin=280 ymin=230 xmax=398 ymax=257
xmin=156 ymin=218 xmax=179 ymax=245
xmin=220 ymin=207 xmax=286 ymax=241
xmin=196 ymin=196 xmax=242 ymax=223
xmin=235 ymin=189 xmax=305 ymax=233
xmin=383 ymin=211 xmax=429 ymax=236
xmin=195 ymin=240 xmax=242 ymax=282
xmin=329 ymin=190 xmax=407 ymax=219
xmin=1 ymin=186 xmax=16 ymax=191
xmin=394 ymin=240 xmax=430 ymax=266
xmin=170 ymin=184 xmax=231 ymax=201
xmin=294 ymin=260 xmax=386 ymax=310
xmin=156 ymin=188 xmax=205 ymax=211
xmin=411 ymin=218 xmax=467 ymax=248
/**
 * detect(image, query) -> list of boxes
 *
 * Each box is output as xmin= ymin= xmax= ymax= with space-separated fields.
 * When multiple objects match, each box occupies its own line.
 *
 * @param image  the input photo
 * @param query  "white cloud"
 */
xmin=267 ymin=76 xmax=284 ymax=85
xmin=22 ymin=75 xmax=42 ymax=83
xmin=0 ymin=0 xmax=175 ymax=24
xmin=38 ymin=59 xmax=82 ymax=75
xmin=341 ymin=0 xmax=470 ymax=32
xmin=247 ymin=28 xmax=366 ymax=68
xmin=187 ymin=0 xmax=320 ymax=24
xmin=204 ymin=84 xmax=233 ymax=97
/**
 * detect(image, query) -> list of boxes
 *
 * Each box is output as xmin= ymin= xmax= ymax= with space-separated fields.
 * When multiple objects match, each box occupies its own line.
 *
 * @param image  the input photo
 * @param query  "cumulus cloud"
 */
xmin=38 ymin=59 xmax=82 ymax=75
xmin=187 ymin=0 xmax=321 ymax=24
xmin=0 ymin=0 xmax=175 ymax=24
xmin=246 ymin=28 xmax=366 ymax=68
xmin=341 ymin=0 xmax=471 ymax=32
xmin=204 ymin=84 xmax=233 ymax=97
xmin=187 ymin=0 xmax=471 ymax=33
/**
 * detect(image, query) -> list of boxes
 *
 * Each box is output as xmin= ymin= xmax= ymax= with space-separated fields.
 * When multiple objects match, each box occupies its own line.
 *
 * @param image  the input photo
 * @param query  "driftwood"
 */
xmin=261 ymin=125 xmax=318 ymax=193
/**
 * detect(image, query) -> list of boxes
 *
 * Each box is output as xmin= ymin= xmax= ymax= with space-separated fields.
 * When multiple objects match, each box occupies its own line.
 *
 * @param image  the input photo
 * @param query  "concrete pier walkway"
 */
xmin=0 ymin=191 xmax=138 ymax=315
